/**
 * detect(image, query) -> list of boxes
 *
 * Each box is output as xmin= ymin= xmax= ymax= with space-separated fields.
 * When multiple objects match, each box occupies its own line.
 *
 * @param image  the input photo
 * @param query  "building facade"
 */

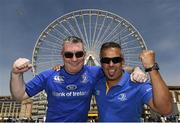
xmin=0 ymin=86 xmax=180 ymax=122
xmin=0 ymin=96 xmax=33 ymax=122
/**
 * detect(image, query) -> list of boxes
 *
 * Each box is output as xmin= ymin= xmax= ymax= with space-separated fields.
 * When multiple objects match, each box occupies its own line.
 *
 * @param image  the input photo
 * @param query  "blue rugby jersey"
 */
xmin=25 ymin=65 xmax=102 ymax=122
xmin=94 ymin=71 xmax=152 ymax=122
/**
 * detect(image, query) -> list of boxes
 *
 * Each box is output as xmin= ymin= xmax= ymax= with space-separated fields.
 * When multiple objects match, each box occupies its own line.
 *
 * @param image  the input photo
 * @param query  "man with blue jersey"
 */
xmin=10 ymin=36 xmax=147 ymax=122
xmin=94 ymin=42 xmax=172 ymax=122
xmin=10 ymin=36 xmax=104 ymax=122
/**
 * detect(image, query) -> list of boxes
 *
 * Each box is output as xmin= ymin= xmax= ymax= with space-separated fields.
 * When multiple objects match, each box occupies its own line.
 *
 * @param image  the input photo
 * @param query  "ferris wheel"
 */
xmin=32 ymin=9 xmax=147 ymax=75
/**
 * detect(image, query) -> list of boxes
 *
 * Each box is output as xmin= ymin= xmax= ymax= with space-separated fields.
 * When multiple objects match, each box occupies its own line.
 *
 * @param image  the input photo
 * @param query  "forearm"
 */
xmin=10 ymin=72 xmax=28 ymax=101
xmin=150 ymin=70 xmax=172 ymax=115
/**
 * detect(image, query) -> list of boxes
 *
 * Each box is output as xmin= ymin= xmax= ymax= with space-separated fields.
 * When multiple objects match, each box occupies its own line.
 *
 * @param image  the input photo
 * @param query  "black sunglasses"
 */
xmin=64 ymin=51 xmax=84 ymax=58
xmin=100 ymin=57 xmax=123 ymax=64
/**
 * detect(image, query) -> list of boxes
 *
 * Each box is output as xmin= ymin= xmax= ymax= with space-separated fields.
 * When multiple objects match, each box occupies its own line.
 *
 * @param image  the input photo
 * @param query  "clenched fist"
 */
xmin=12 ymin=58 xmax=32 ymax=74
xmin=131 ymin=67 xmax=148 ymax=82
xmin=140 ymin=50 xmax=155 ymax=69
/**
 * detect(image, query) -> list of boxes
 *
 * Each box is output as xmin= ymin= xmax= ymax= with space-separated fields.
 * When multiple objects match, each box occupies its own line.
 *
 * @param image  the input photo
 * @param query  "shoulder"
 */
xmin=84 ymin=65 xmax=104 ymax=79
xmin=85 ymin=65 xmax=101 ymax=71
xmin=85 ymin=65 xmax=102 ymax=74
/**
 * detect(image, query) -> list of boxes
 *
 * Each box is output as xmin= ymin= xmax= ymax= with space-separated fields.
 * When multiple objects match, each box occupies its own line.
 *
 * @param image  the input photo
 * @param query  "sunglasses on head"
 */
xmin=63 ymin=51 xmax=84 ymax=58
xmin=100 ymin=57 xmax=123 ymax=64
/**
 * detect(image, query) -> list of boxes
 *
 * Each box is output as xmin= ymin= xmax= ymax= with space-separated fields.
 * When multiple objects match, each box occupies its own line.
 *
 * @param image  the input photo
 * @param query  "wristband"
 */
xmin=145 ymin=63 xmax=159 ymax=72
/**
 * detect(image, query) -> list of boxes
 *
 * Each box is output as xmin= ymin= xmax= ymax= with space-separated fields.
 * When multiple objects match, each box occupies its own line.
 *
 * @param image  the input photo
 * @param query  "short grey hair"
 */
xmin=62 ymin=36 xmax=85 ymax=51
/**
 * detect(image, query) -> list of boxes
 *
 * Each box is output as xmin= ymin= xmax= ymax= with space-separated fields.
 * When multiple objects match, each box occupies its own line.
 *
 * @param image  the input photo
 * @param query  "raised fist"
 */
xmin=12 ymin=58 xmax=32 ymax=74
xmin=140 ymin=50 xmax=155 ymax=69
xmin=131 ymin=67 xmax=148 ymax=82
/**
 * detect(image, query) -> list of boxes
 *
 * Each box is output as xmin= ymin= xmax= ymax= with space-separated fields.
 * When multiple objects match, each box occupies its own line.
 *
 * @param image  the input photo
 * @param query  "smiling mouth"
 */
xmin=108 ymin=69 xmax=115 ymax=76
xmin=70 ymin=61 xmax=83 ymax=66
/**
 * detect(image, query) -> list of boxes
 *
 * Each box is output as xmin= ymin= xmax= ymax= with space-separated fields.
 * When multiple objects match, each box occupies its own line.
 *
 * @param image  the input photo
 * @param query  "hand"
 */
xmin=12 ymin=58 xmax=32 ymax=74
xmin=130 ymin=67 xmax=148 ymax=82
xmin=53 ymin=64 xmax=63 ymax=71
xmin=140 ymin=50 xmax=155 ymax=69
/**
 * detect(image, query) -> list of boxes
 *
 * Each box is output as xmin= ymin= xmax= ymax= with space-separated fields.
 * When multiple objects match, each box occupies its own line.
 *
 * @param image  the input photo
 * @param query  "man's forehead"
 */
xmin=102 ymin=47 xmax=121 ymax=53
xmin=63 ymin=42 xmax=84 ymax=50
xmin=64 ymin=42 xmax=82 ymax=46
xmin=101 ymin=48 xmax=122 ymax=56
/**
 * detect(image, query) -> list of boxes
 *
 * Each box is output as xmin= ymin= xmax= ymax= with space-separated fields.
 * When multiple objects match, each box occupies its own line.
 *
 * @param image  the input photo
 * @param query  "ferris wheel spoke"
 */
xmin=44 ymin=31 xmax=63 ymax=43
xmin=125 ymin=55 xmax=140 ymax=59
xmin=95 ymin=21 xmax=122 ymax=50
xmin=52 ymin=26 xmax=67 ymax=39
xmin=59 ymin=21 xmax=74 ymax=36
xmin=81 ymin=13 xmax=89 ymax=49
xmin=73 ymin=15 xmax=87 ymax=46
xmin=98 ymin=19 xmax=113 ymax=42
xmin=123 ymin=46 xmax=142 ymax=51
xmin=94 ymin=19 xmax=114 ymax=49
xmin=101 ymin=22 xmax=122 ymax=42
xmin=39 ymin=39 xmax=61 ymax=48
xmin=36 ymin=59 xmax=62 ymax=67
xmin=92 ymin=13 xmax=99 ymax=50
xmin=34 ymin=54 xmax=60 ymax=59
xmin=37 ymin=46 xmax=61 ymax=52
xmin=106 ymin=31 xmax=133 ymax=47
xmin=65 ymin=19 xmax=80 ymax=38
xmin=89 ymin=12 xmax=92 ymax=48
xmin=121 ymin=38 xmax=138 ymax=46
xmin=119 ymin=32 xmax=135 ymax=41
xmin=98 ymin=20 xmax=121 ymax=48
xmin=125 ymin=62 xmax=142 ymax=68
xmin=34 ymin=54 xmax=60 ymax=57
xmin=93 ymin=14 xmax=107 ymax=48
xmin=125 ymin=60 xmax=142 ymax=65
xmin=108 ymin=25 xmax=131 ymax=42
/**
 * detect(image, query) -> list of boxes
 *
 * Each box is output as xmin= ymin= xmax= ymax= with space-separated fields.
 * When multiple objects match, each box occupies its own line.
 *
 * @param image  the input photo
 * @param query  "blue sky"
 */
xmin=0 ymin=0 xmax=180 ymax=96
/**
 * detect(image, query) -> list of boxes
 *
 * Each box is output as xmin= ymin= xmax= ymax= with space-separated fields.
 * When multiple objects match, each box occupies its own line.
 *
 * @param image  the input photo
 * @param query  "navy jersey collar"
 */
xmin=60 ymin=65 xmax=86 ymax=77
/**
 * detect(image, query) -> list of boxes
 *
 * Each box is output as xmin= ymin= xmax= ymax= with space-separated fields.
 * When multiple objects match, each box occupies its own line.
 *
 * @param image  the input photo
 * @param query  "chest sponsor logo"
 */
xmin=52 ymin=91 xmax=88 ymax=97
xmin=80 ymin=72 xmax=88 ymax=84
xmin=53 ymin=75 xmax=64 ymax=83
xmin=66 ymin=84 xmax=77 ymax=90
xmin=118 ymin=93 xmax=127 ymax=101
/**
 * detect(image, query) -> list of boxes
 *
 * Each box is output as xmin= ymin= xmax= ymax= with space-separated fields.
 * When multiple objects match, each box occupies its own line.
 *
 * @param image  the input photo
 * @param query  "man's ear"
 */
xmin=122 ymin=58 xmax=125 ymax=66
xmin=83 ymin=51 xmax=87 ymax=59
xmin=84 ymin=51 xmax=86 ymax=56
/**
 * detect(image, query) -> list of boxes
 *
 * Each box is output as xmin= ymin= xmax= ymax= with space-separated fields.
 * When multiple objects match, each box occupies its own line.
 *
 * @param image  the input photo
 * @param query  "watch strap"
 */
xmin=145 ymin=63 xmax=159 ymax=72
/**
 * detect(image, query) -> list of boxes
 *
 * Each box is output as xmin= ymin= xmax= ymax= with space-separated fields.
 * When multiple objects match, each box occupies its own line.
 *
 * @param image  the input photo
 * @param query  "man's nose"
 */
xmin=72 ymin=55 xmax=77 ymax=61
xmin=109 ymin=60 xmax=114 ymax=66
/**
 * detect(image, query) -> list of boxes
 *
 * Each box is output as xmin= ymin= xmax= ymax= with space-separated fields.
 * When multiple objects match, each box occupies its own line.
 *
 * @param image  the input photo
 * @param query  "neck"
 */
xmin=106 ymin=72 xmax=123 ymax=89
xmin=106 ymin=80 xmax=118 ymax=89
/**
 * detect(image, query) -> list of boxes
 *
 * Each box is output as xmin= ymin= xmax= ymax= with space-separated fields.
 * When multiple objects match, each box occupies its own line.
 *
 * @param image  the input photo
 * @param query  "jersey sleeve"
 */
xmin=25 ymin=69 xmax=54 ymax=97
xmin=139 ymin=81 xmax=153 ymax=104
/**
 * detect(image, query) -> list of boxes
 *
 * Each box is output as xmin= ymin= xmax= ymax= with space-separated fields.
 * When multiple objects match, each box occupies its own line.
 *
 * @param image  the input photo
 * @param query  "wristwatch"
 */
xmin=145 ymin=63 xmax=159 ymax=72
